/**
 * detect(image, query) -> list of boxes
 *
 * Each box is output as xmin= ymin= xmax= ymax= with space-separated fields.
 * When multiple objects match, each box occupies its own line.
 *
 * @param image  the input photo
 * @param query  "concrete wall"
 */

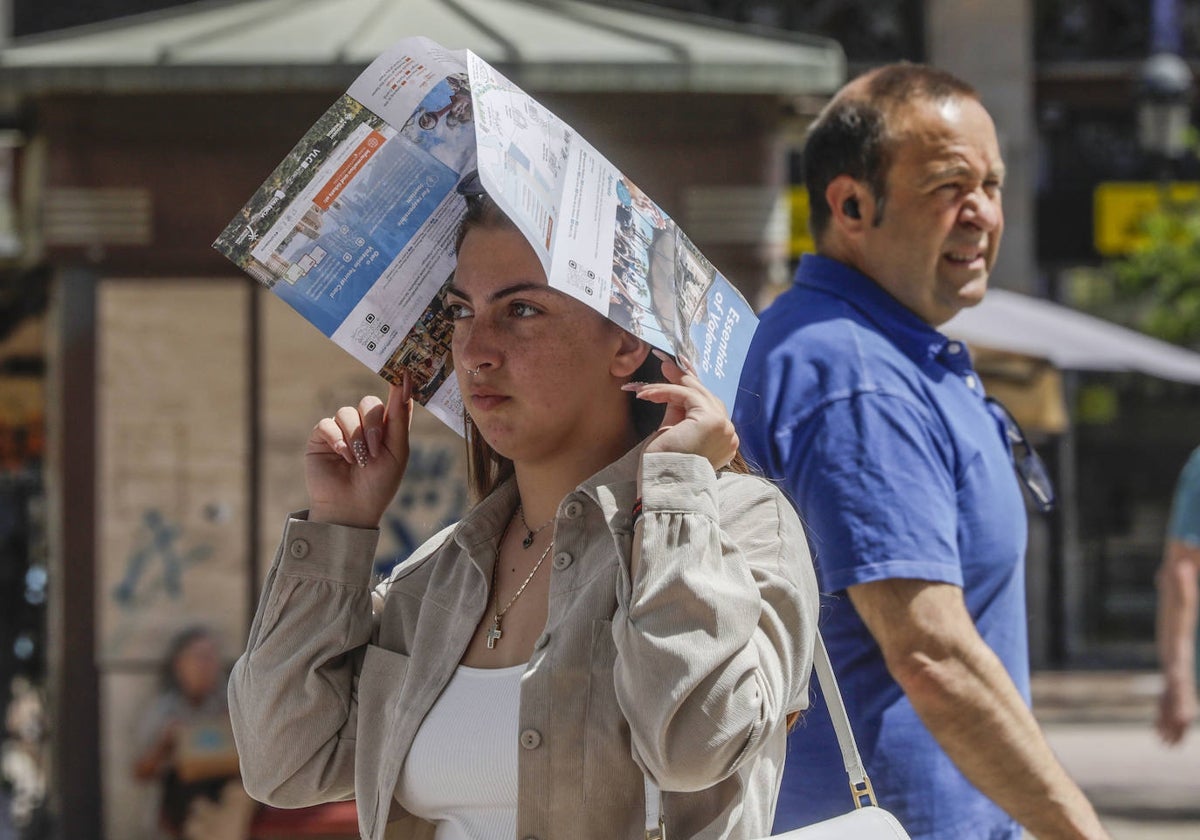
xmin=926 ymin=0 xmax=1036 ymax=296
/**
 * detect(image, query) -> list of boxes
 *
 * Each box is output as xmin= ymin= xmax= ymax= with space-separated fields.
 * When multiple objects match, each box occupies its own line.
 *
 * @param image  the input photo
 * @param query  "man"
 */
xmin=1157 ymin=445 xmax=1200 ymax=745
xmin=733 ymin=64 xmax=1109 ymax=839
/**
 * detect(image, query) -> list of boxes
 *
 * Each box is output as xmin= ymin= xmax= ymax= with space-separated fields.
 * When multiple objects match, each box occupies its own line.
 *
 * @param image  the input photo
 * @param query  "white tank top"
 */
xmin=395 ymin=662 xmax=525 ymax=840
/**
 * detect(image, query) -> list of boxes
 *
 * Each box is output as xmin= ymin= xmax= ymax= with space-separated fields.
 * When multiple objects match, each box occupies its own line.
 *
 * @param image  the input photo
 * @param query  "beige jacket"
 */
xmin=229 ymin=449 xmax=818 ymax=840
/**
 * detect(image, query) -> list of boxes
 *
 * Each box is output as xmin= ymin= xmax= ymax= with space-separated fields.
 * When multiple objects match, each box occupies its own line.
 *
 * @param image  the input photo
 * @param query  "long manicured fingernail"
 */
xmin=334 ymin=440 xmax=355 ymax=465
xmin=621 ymin=381 xmax=648 ymax=392
xmin=366 ymin=427 xmax=382 ymax=458
xmin=677 ymin=353 xmax=696 ymax=373
xmin=351 ymin=439 xmax=368 ymax=468
xmin=652 ymin=349 xmax=670 ymax=363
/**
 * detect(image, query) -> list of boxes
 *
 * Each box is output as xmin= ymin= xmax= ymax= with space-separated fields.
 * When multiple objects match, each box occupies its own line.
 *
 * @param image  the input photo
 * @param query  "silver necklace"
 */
xmin=486 ymin=517 xmax=553 ymax=650
xmin=517 ymin=503 xmax=553 ymax=549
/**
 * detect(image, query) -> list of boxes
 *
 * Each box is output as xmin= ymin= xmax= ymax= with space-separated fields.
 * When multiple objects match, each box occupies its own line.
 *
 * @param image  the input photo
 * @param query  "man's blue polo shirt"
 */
xmin=733 ymin=255 xmax=1029 ymax=840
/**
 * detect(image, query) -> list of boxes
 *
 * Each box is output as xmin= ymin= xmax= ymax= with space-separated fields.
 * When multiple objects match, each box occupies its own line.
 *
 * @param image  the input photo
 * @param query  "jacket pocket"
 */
xmin=582 ymin=620 xmax=640 ymax=836
xmin=355 ymin=644 xmax=411 ymax=838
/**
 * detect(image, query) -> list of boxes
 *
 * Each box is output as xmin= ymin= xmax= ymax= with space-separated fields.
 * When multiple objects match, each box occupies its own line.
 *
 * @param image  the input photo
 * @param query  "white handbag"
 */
xmin=643 ymin=632 xmax=911 ymax=839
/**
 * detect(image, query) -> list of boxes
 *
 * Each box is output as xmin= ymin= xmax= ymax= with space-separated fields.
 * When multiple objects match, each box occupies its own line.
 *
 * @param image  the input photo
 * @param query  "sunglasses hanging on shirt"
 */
xmin=984 ymin=396 xmax=1057 ymax=514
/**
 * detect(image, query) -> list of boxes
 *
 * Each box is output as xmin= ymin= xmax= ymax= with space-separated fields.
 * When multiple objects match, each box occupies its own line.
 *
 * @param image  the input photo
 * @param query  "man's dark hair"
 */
xmin=804 ymin=63 xmax=979 ymax=240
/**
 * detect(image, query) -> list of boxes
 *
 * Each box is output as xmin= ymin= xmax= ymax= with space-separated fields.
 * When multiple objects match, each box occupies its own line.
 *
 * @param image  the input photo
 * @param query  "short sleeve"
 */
xmin=1168 ymin=448 xmax=1200 ymax=545
xmin=779 ymin=391 xmax=963 ymax=592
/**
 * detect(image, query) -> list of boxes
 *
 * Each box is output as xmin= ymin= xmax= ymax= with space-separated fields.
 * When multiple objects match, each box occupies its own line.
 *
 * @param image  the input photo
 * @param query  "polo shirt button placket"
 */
xmin=520 ymin=729 xmax=542 ymax=750
xmin=288 ymin=539 xmax=310 ymax=559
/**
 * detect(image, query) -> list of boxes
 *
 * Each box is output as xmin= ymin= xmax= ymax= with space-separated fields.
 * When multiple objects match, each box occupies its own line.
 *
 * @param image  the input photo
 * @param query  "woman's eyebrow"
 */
xmin=446 ymin=282 xmax=554 ymax=303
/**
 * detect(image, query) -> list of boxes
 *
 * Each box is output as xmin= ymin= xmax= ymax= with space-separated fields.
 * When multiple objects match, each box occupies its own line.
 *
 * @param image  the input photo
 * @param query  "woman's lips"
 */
xmin=469 ymin=389 xmax=509 ymax=411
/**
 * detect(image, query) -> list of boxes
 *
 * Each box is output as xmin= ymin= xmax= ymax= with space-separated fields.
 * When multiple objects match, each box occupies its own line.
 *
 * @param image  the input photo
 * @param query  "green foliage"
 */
xmin=1103 ymin=196 xmax=1200 ymax=349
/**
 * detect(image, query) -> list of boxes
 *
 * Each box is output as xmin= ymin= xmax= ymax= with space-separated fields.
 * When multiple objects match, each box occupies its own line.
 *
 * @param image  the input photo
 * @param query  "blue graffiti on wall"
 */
xmin=112 ymin=509 xmax=213 ymax=609
xmin=373 ymin=443 xmax=467 ymax=579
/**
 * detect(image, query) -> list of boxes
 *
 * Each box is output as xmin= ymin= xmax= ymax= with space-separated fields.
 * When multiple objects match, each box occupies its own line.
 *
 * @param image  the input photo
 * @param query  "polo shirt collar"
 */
xmin=795 ymin=254 xmax=971 ymax=372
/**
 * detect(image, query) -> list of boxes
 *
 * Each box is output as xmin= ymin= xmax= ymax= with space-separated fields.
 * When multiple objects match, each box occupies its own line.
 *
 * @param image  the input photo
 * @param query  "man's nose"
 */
xmin=962 ymin=189 xmax=1001 ymax=230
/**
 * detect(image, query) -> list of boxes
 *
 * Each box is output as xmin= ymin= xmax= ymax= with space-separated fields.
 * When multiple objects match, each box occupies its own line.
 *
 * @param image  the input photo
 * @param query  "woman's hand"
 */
xmin=624 ymin=350 xmax=738 ymax=471
xmin=305 ymin=374 xmax=413 ymax=529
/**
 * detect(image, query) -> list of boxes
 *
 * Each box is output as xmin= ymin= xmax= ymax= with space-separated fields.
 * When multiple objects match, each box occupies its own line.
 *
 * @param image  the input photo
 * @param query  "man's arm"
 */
xmin=1155 ymin=539 xmax=1200 ymax=745
xmin=849 ymin=578 xmax=1109 ymax=840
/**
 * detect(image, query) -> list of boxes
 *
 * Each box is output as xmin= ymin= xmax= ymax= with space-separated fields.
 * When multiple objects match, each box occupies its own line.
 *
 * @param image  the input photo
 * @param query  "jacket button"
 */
xmin=563 ymin=499 xmax=584 ymax=519
xmin=288 ymin=539 xmax=310 ymax=559
xmin=552 ymin=552 xmax=572 ymax=571
xmin=519 ymin=729 xmax=542 ymax=750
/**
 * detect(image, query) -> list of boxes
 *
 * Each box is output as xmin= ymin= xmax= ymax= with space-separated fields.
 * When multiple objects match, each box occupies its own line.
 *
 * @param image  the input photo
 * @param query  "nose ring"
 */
xmin=468 ymin=366 xmax=480 ymax=377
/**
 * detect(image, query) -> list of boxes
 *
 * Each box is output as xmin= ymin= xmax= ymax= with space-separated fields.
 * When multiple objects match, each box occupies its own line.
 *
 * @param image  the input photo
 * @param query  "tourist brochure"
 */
xmin=213 ymin=36 xmax=757 ymax=432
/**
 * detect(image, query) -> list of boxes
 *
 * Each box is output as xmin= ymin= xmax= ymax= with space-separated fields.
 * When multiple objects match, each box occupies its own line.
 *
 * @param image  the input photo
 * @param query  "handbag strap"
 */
xmin=811 ymin=631 xmax=878 ymax=808
xmin=643 ymin=774 xmax=665 ymax=839
xmin=642 ymin=630 xmax=877 ymax=839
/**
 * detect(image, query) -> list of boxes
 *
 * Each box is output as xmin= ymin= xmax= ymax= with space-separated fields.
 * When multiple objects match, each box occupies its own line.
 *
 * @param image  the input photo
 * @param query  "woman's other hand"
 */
xmin=624 ymin=350 xmax=738 ymax=471
xmin=305 ymin=374 xmax=413 ymax=529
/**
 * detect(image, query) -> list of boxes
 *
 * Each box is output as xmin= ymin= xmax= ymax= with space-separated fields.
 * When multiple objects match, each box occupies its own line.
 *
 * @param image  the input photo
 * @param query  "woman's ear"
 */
xmin=610 ymin=329 xmax=651 ymax=379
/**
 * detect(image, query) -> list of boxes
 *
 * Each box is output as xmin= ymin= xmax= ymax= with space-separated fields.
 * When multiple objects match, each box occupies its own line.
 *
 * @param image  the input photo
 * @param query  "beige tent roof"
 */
xmin=0 ymin=0 xmax=845 ymax=95
xmin=945 ymin=288 xmax=1200 ymax=385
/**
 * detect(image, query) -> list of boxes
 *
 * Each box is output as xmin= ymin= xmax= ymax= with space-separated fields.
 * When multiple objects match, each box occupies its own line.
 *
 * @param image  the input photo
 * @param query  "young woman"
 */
xmin=228 ymin=189 xmax=818 ymax=840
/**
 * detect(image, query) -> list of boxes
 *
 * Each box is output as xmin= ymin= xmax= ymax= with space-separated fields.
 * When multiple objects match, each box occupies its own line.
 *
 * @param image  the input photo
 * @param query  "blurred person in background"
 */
xmin=132 ymin=625 xmax=249 ymax=840
xmin=1156 ymin=445 xmax=1200 ymax=745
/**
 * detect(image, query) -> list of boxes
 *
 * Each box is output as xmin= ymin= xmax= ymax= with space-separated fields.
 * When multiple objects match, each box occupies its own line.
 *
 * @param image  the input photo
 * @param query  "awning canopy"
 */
xmin=944 ymin=288 xmax=1200 ymax=385
xmin=0 ymin=0 xmax=845 ymax=96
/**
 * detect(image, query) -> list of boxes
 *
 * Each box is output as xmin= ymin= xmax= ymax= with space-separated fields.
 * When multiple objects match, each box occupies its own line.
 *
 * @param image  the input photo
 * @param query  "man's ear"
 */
xmin=610 ymin=329 xmax=651 ymax=379
xmin=826 ymin=176 xmax=871 ymax=230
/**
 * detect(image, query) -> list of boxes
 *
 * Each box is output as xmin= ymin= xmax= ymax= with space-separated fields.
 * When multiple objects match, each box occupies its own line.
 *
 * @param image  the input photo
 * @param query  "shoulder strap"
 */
xmin=811 ymin=631 xmax=878 ymax=808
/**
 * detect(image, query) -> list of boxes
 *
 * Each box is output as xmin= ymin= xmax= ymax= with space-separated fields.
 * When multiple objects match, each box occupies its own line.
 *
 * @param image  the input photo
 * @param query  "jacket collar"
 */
xmin=449 ymin=441 xmax=645 ymax=575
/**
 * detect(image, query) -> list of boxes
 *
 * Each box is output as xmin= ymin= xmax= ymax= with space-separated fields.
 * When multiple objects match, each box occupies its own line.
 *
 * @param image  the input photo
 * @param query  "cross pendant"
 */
xmin=486 ymin=617 xmax=503 ymax=649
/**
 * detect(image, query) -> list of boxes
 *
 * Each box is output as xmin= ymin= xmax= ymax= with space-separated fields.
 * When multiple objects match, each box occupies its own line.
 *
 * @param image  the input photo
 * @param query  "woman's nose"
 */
xmin=455 ymin=318 xmax=501 ymax=374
